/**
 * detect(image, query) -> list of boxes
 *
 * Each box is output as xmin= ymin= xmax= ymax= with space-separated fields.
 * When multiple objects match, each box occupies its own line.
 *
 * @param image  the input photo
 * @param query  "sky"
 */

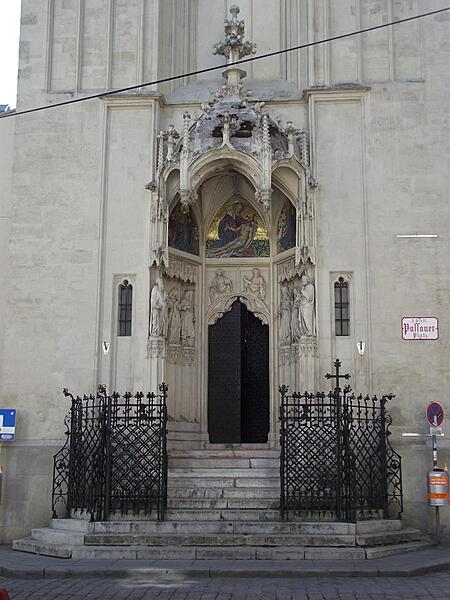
xmin=0 ymin=1 xmax=21 ymax=108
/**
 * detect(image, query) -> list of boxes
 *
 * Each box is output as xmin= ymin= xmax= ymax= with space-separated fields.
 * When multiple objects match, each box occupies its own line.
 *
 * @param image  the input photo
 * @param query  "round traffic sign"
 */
xmin=426 ymin=402 xmax=445 ymax=427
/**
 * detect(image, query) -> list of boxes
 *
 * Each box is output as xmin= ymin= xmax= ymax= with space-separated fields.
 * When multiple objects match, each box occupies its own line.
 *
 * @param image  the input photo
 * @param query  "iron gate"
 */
xmin=52 ymin=384 xmax=168 ymax=521
xmin=280 ymin=363 xmax=403 ymax=522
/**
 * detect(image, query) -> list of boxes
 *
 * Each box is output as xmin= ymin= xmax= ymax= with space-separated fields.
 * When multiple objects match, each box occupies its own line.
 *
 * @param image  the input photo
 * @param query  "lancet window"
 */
xmin=118 ymin=280 xmax=133 ymax=336
xmin=334 ymin=277 xmax=349 ymax=336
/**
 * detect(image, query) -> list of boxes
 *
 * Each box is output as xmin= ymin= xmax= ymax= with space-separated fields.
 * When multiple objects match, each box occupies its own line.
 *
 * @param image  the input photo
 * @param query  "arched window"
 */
xmin=334 ymin=277 xmax=349 ymax=336
xmin=118 ymin=280 xmax=133 ymax=336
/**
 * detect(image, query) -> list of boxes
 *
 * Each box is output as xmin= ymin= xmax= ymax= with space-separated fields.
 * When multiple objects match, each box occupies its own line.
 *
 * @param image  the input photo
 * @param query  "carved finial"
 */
xmin=212 ymin=5 xmax=256 ymax=63
xmin=230 ymin=5 xmax=240 ymax=19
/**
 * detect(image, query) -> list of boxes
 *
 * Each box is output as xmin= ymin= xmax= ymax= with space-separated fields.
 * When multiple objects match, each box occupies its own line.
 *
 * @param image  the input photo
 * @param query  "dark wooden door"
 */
xmin=208 ymin=300 xmax=269 ymax=443
xmin=241 ymin=305 xmax=269 ymax=442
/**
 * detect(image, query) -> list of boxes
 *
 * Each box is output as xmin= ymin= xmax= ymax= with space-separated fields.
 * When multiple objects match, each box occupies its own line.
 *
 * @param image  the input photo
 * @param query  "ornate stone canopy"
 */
xmin=148 ymin=5 xmax=314 ymax=268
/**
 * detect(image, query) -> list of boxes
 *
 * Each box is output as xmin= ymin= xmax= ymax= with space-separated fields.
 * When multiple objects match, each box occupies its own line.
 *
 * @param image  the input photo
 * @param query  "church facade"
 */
xmin=0 ymin=0 xmax=449 ymax=543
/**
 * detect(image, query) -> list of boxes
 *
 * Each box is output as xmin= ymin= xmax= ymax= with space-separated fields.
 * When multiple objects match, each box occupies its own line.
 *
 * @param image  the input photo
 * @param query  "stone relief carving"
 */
xmin=209 ymin=270 xmax=233 ymax=302
xmin=207 ymin=294 xmax=269 ymax=326
xmin=278 ymin=258 xmax=302 ymax=283
xmin=179 ymin=290 xmax=196 ymax=348
xmin=164 ymin=259 xmax=198 ymax=284
xmin=243 ymin=268 xmax=266 ymax=300
xmin=167 ymin=288 xmax=182 ymax=345
xmin=147 ymin=338 xmax=165 ymax=359
xmin=149 ymin=278 xmax=167 ymax=338
xmin=278 ymin=274 xmax=316 ymax=350
xmin=163 ymin=282 xmax=197 ymax=366
xmin=278 ymin=285 xmax=292 ymax=346
xmin=167 ymin=346 xmax=196 ymax=366
xmin=279 ymin=337 xmax=318 ymax=365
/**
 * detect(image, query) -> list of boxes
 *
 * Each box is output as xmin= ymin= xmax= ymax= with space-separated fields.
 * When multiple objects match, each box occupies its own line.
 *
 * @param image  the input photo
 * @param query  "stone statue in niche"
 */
xmin=167 ymin=287 xmax=182 ymax=345
xmin=209 ymin=270 xmax=233 ymax=302
xmin=243 ymin=268 xmax=266 ymax=300
xmin=291 ymin=286 xmax=303 ymax=343
xmin=299 ymin=274 xmax=315 ymax=337
xmin=278 ymin=285 xmax=292 ymax=346
xmin=179 ymin=289 xmax=196 ymax=347
xmin=149 ymin=278 xmax=167 ymax=338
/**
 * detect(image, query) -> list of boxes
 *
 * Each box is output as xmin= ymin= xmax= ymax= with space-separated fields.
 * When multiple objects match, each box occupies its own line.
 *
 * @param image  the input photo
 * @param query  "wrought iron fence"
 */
xmin=280 ymin=364 xmax=403 ymax=522
xmin=52 ymin=384 xmax=168 ymax=522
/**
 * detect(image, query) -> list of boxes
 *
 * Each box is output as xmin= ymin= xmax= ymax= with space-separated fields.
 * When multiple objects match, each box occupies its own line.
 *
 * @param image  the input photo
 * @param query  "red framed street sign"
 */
xmin=402 ymin=317 xmax=439 ymax=340
xmin=426 ymin=402 xmax=444 ymax=427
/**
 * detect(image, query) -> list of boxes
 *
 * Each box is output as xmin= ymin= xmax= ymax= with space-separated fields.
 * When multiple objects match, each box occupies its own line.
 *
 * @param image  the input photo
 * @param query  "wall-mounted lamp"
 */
xmin=356 ymin=341 xmax=365 ymax=356
xmin=102 ymin=341 xmax=111 ymax=356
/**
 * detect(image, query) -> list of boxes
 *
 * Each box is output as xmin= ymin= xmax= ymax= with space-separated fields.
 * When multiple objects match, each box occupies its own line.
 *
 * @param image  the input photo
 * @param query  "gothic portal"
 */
xmin=147 ymin=9 xmax=319 ymax=445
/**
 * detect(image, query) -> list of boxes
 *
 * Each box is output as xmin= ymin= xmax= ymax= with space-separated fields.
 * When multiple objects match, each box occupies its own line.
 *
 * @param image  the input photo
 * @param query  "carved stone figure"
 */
xmin=299 ymin=275 xmax=315 ymax=337
xmin=243 ymin=268 xmax=266 ymax=300
xmin=209 ymin=270 xmax=233 ymax=302
xmin=278 ymin=285 xmax=292 ymax=347
xmin=179 ymin=289 xmax=196 ymax=347
xmin=149 ymin=278 xmax=167 ymax=338
xmin=291 ymin=285 xmax=303 ymax=343
xmin=167 ymin=287 xmax=182 ymax=345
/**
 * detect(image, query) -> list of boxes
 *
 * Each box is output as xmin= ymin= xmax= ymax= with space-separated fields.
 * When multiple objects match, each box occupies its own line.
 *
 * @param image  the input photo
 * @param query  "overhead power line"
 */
xmin=1 ymin=6 xmax=449 ymax=120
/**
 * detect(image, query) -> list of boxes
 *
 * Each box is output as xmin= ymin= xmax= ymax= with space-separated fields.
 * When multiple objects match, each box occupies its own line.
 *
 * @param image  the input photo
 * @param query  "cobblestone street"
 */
xmin=2 ymin=573 xmax=450 ymax=600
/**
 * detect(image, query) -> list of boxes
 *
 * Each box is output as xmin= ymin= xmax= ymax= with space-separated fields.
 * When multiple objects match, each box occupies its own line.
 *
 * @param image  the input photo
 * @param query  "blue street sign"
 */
xmin=0 ymin=409 xmax=16 ymax=441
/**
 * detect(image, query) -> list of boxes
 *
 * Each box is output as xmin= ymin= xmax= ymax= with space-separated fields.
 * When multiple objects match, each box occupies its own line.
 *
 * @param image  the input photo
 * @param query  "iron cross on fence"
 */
xmin=325 ymin=358 xmax=351 ymax=398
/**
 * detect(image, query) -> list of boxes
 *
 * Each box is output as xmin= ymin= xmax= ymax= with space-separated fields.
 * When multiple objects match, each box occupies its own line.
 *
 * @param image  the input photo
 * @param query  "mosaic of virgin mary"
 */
xmin=206 ymin=201 xmax=270 ymax=258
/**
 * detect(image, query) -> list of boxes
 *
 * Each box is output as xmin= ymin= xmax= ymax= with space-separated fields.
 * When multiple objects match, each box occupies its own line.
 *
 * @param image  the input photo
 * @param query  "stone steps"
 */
xmin=35 ymin=521 xmax=415 ymax=538
xmin=169 ymin=468 xmax=279 ymax=478
xmin=12 ymin=538 xmax=433 ymax=561
xmin=169 ymin=449 xmax=280 ymax=459
xmin=168 ymin=486 xmax=279 ymax=499
xmin=26 ymin=521 xmax=425 ymax=549
xmin=12 ymin=448 xmax=431 ymax=561
xmin=167 ymin=498 xmax=280 ymax=510
xmin=169 ymin=458 xmax=279 ymax=469
xmin=168 ymin=476 xmax=280 ymax=488
xmin=47 ymin=517 xmax=404 ymax=534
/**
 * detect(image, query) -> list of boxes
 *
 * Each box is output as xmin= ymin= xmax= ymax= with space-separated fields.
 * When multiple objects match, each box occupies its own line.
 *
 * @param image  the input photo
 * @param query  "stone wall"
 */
xmin=0 ymin=0 xmax=449 ymax=541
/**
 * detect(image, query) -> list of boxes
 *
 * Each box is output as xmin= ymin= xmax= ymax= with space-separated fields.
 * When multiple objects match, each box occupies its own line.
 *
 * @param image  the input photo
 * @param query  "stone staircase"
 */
xmin=13 ymin=447 xmax=432 ymax=560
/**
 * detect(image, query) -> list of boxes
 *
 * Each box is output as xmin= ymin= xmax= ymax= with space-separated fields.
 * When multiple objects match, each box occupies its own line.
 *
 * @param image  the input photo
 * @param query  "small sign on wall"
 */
xmin=402 ymin=317 xmax=439 ymax=341
xmin=0 ymin=409 xmax=16 ymax=441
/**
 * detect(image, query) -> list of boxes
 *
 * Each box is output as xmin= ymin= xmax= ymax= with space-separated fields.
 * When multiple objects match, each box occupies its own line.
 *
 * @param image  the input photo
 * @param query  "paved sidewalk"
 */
xmin=2 ymin=573 xmax=450 ymax=600
xmin=0 ymin=545 xmax=450 ymax=580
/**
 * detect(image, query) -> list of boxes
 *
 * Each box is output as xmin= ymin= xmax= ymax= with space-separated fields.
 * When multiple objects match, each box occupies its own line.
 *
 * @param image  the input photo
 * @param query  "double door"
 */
xmin=208 ymin=300 xmax=269 ymax=443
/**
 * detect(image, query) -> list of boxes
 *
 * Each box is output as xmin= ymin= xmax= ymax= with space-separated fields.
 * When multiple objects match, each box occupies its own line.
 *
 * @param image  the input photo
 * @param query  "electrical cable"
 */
xmin=1 ymin=6 xmax=449 ymax=120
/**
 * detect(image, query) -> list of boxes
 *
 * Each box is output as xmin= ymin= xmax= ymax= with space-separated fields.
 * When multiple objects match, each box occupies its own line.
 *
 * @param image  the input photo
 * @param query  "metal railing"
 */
xmin=280 ymin=362 xmax=402 ymax=522
xmin=52 ymin=384 xmax=168 ymax=522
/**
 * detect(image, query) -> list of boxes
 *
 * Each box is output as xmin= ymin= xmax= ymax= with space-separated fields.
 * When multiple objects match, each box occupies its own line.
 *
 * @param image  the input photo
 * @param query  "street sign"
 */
xmin=427 ymin=402 xmax=444 ymax=427
xmin=0 ymin=409 xmax=16 ymax=441
xmin=402 ymin=317 xmax=439 ymax=340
